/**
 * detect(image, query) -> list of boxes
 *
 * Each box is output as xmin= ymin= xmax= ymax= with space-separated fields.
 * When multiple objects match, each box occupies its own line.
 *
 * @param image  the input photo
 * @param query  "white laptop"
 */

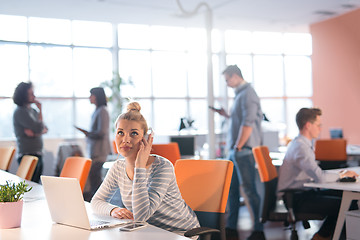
xmin=41 ymin=175 xmax=131 ymax=230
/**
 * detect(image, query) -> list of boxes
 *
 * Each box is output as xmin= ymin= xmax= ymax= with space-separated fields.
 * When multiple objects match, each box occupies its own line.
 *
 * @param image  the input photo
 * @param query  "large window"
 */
xmin=224 ymin=31 xmax=312 ymax=138
xmin=0 ymin=14 xmax=312 ymax=141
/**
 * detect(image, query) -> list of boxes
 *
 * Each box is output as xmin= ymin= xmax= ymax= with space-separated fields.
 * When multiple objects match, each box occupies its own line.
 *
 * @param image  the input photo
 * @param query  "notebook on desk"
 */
xmin=41 ymin=175 xmax=130 ymax=230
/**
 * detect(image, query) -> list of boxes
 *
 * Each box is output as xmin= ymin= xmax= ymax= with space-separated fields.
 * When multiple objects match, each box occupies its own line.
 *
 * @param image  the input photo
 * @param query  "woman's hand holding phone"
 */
xmin=135 ymin=128 xmax=154 ymax=168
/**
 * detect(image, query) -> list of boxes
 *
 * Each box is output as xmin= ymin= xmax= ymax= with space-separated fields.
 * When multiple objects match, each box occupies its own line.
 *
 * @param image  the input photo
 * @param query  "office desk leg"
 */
xmin=333 ymin=191 xmax=360 ymax=240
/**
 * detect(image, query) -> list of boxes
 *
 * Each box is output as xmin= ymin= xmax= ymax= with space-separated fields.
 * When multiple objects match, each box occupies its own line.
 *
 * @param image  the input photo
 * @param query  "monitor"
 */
xmin=170 ymin=136 xmax=195 ymax=157
xmin=330 ymin=128 xmax=343 ymax=139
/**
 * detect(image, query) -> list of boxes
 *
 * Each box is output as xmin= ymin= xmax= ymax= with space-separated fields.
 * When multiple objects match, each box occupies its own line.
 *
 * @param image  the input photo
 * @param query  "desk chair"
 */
xmin=252 ymin=146 xmax=324 ymax=240
xmin=60 ymin=156 xmax=92 ymax=192
xmin=112 ymin=140 xmax=118 ymax=154
xmin=151 ymin=142 xmax=181 ymax=166
xmin=0 ymin=146 xmax=16 ymax=171
xmin=175 ymin=159 xmax=233 ymax=240
xmin=315 ymin=139 xmax=347 ymax=170
xmin=16 ymin=155 xmax=38 ymax=180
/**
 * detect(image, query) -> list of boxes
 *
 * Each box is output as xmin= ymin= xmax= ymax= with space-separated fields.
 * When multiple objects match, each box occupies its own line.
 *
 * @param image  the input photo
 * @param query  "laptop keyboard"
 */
xmin=89 ymin=219 xmax=110 ymax=228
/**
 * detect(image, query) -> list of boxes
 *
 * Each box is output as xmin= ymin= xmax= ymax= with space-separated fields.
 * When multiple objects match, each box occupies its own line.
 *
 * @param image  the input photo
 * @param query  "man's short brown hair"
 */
xmin=296 ymin=108 xmax=322 ymax=130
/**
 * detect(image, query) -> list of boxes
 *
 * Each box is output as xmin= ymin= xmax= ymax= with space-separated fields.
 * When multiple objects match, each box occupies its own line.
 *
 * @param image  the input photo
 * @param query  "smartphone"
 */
xmin=119 ymin=222 xmax=147 ymax=231
xmin=144 ymin=127 xmax=154 ymax=140
xmin=208 ymin=106 xmax=220 ymax=111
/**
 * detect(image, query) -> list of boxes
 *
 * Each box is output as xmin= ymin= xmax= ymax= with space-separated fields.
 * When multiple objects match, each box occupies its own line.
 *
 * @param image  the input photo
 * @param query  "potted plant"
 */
xmin=0 ymin=180 xmax=32 ymax=229
xmin=101 ymin=71 xmax=133 ymax=130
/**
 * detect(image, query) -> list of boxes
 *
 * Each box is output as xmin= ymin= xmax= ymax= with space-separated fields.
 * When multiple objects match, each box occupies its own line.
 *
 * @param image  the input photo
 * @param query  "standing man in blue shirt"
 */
xmin=212 ymin=65 xmax=264 ymax=240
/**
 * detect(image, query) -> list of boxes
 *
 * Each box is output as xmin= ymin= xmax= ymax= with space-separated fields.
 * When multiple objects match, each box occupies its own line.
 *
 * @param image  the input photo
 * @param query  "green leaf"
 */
xmin=0 ymin=180 xmax=32 ymax=202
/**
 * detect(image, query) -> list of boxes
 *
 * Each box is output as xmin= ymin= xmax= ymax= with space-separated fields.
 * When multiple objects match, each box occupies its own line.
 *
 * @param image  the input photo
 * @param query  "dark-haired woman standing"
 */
xmin=75 ymin=87 xmax=111 ymax=201
xmin=13 ymin=82 xmax=48 ymax=183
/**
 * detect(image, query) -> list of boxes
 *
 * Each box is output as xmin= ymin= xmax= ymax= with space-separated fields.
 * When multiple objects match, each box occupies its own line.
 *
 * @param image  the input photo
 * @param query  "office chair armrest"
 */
xmin=280 ymin=188 xmax=305 ymax=223
xmin=280 ymin=188 xmax=306 ymax=208
xmin=184 ymin=226 xmax=220 ymax=239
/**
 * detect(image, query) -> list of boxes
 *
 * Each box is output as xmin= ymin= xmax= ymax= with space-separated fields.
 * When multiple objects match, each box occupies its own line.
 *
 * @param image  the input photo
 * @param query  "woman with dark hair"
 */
xmin=13 ymin=81 xmax=48 ymax=183
xmin=75 ymin=87 xmax=111 ymax=201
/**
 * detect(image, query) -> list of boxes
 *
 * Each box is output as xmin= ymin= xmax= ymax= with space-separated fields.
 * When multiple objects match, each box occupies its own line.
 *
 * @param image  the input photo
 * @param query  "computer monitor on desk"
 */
xmin=170 ymin=136 xmax=195 ymax=158
xmin=330 ymin=128 xmax=343 ymax=139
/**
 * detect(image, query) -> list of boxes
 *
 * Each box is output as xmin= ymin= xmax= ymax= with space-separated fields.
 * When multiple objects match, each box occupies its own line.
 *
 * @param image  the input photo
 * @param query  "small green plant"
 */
xmin=0 ymin=181 xmax=32 ymax=202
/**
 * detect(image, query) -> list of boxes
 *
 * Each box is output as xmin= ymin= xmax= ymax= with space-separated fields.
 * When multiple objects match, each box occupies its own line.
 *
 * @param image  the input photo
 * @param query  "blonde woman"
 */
xmin=91 ymin=102 xmax=199 ymax=235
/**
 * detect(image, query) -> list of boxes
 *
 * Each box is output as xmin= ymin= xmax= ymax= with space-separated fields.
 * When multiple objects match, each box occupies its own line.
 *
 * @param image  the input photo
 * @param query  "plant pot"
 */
xmin=0 ymin=200 xmax=23 ymax=229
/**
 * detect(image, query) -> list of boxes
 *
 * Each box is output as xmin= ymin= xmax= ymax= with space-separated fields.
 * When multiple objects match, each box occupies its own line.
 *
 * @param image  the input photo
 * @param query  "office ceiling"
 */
xmin=1 ymin=0 xmax=360 ymax=32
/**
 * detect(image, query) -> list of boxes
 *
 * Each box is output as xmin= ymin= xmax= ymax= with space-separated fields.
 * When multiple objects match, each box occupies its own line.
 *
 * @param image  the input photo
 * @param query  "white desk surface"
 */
xmin=303 ymin=167 xmax=360 ymax=240
xmin=0 ymin=170 xmax=188 ymax=240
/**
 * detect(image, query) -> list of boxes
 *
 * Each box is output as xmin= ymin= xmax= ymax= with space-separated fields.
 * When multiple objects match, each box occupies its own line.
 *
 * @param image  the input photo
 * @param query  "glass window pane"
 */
xmin=0 ymin=99 xmax=16 ymax=138
xmin=118 ymin=50 xmax=152 ymax=98
xmin=253 ymin=32 xmax=283 ymax=54
xmin=73 ymin=48 xmax=112 ymax=97
xmin=75 ymin=99 xmax=97 ymax=138
xmin=285 ymin=56 xmax=312 ymax=97
xmin=152 ymin=52 xmax=187 ymax=97
xmin=28 ymin=17 xmax=71 ymax=45
xmin=225 ymin=30 xmax=252 ymax=53
xmin=188 ymin=53 xmax=207 ymax=98
xmin=186 ymin=28 xmax=206 ymax=52
xmin=118 ymin=24 xmax=151 ymax=49
xmin=253 ymin=55 xmax=284 ymax=97
xmin=150 ymin=26 xmax=186 ymax=51
xmin=213 ymin=99 xmax=226 ymax=132
xmin=29 ymin=46 xmax=73 ymax=97
xmin=284 ymin=33 xmax=312 ymax=55
xmin=189 ymin=99 xmax=208 ymax=132
xmin=72 ymin=20 xmax=112 ymax=47
xmin=0 ymin=44 xmax=28 ymax=96
xmin=135 ymin=99 xmax=152 ymax=130
xmin=153 ymin=99 xmax=187 ymax=134
xmin=42 ymin=99 xmax=73 ymax=138
xmin=261 ymin=99 xmax=285 ymax=124
xmin=0 ymin=15 xmax=27 ymax=42
xmin=260 ymin=99 xmax=286 ymax=138
xmin=213 ymin=55 xmax=222 ymax=98
xmin=286 ymin=99 xmax=313 ymax=138
xmin=211 ymin=29 xmax=221 ymax=53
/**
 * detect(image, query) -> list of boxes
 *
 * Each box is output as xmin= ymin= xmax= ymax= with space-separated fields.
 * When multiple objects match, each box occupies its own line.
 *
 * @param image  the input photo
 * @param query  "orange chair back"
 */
xmin=315 ymin=139 xmax=347 ymax=161
xmin=112 ymin=140 xmax=118 ymax=154
xmin=60 ymin=156 xmax=92 ymax=192
xmin=151 ymin=142 xmax=181 ymax=165
xmin=175 ymin=159 xmax=233 ymax=213
xmin=16 ymin=155 xmax=38 ymax=180
xmin=0 ymin=146 xmax=16 ymax=171
xmin=252 ymin=146 xmax=278 ymax=182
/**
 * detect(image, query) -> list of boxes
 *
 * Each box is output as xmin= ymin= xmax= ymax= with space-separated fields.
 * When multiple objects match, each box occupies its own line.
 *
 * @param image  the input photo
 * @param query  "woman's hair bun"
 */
xmin=126 ymin=102 xmax=141 ymax=113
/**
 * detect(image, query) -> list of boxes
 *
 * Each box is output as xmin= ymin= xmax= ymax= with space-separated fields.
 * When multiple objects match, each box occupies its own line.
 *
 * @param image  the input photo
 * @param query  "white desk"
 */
xmin=304 ymin=167 xmax=360 ymax=240
xmin=0 ymin=170 xmax=188 ymax=240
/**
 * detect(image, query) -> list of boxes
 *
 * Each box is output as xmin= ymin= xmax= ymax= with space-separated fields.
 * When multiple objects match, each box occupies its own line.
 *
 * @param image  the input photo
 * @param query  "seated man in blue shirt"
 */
xmin=277 ymin=107 xmax=358 ymax=240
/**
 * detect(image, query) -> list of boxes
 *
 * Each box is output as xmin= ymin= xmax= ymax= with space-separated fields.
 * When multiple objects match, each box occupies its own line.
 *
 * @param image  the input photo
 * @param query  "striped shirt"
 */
xmin=91 ymin=155 xmax=200 ymax=233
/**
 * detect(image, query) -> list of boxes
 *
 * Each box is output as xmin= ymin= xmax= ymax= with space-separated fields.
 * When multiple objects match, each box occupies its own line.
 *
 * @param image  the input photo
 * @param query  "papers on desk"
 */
xmin=347 ymin=144 xmax=360 ymax=155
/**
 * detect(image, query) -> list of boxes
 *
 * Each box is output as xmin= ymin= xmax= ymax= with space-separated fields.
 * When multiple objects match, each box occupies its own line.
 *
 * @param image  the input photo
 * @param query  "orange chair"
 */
xmin=253 ymin=146 xmax=324 ymax=240
xmin=60 ymin=156 xmax=92 ymax=192
xmin=0 ymin=146 xmax=16 ymax=171
xmin=151 ymin=142 xmax=181 ymax=165
xmin=315 ymin=139 xmax=347 ymax=170
xmin=112 ymin=140 xmax=118 ymax=154
xmin=175 ymin=159 xmax=233 ymax=240
xmin=16 ymin=155 xmax=38 ymax=180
